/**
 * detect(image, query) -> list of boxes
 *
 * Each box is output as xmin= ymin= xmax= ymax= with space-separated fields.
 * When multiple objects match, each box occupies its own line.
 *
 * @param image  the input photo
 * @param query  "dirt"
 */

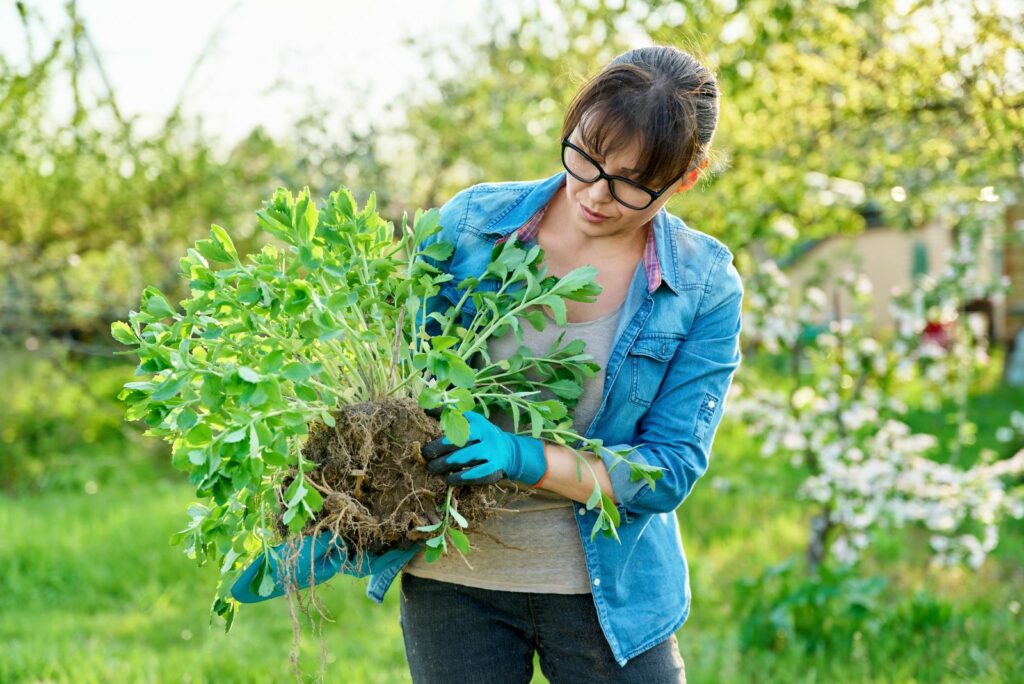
xmin=275 ymin=395 xmax=515 ymax=561
xmin=269 ymin=395 xmax=522 ymax=683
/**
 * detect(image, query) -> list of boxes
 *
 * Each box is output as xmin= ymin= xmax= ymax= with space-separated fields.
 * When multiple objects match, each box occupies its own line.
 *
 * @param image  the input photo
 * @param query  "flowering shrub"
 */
xmin=734 ymin=205 xmax=1024 ymax=571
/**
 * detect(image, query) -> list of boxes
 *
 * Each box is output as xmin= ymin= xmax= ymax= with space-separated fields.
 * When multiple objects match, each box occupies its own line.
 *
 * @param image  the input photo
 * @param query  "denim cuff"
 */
xmin=597 ymin=443 xmax=653 ymax=524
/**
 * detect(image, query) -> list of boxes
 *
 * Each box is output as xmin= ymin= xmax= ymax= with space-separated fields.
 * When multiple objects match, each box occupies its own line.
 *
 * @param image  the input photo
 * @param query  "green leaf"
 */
xmin=151 ymin=374 xmax=187 ymax=401
xmin=237 ymin=282 xmax=260 ymax=304
xmin=200 ymin=374 xmax=223 ymax=411
xmin=522 ymin=309 xmax=546 ymax=332
xmin=255 ymin=209 xmax=292 ymax=242
xmin=418 ymin=386 xmax=444 ymax=409
xmin=448 ymin=388 xmax=475 ymax=411
xmin=141 ymin=286 xmax=176 ymax=319
xmin=449 ymin=506 xmax=468 ymax=528
xmin=424 ymin=545 xmax=443 ymax=563
xmin=195 ymin=237 xmax=231 ymax=264
xmin=248 ymin=422 xmax=261 ymax=460
xmin=448 ymin=528 xmax=471 ymax=554
xmin=600 ymin=492 xmax=621 ymax=529
xmin=333 ymin=187 xmax=356 ymax=219
xmin=440 ymin=409 xmax=470 ymax=447
xmin=238 ymin=366 xmax=261 ymax=383
xmin=421 ymin=242 xmax=455 ymax=261
xmin=284 ymin=281 xmax=313 ymax=315
xmin=537 ymin=295 xmax=567 ymax=326
xmin=294 ymin=383 xmax=318 ymax=402
xmin=223 ymin=427 xmax=247 ymax=444
xmin=526 ymin=406 xmax=544 ymax=439
xmin=110 ymin=321 xmax=137 ymax=346
xmin=523 ymin=269 xmax=541 ymax=299
xmin=210 ymin=224 xmax=238 ymax=262
xmin=553 ymin=266 xmax=600 ymax=300
xmin=282 ymin=362 xmax=321 ymax=382
xmin=536 ymin=399 xmax=567 ymax=420
xmin=586 ymin=485 xmax=602 ymax=510
xmin=257 ymin=562 xmax=276 ymax=597
xmin=259 ymin=350 xmax=286 ymax=373
xmin=185 ymin=423 xmax=213 ymax=446
xmin=177 ymin=407 xmax=199 ymax=430
xmin=629 ymin=462 xmax=666 ymax=486
xmin=429 ymin=335 xmax=458 ymax=352
xmin=442 ymin=352 xmax=476 ymax=389
xmin=425 ymin=535 xmax=445 ymax=548
xmin=303 ymin=486 xmax=324 ymax=513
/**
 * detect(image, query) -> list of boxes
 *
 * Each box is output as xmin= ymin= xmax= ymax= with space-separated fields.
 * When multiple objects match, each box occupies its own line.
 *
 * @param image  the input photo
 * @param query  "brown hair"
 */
xmin=560 ymin=46 xmax=720 ymax=190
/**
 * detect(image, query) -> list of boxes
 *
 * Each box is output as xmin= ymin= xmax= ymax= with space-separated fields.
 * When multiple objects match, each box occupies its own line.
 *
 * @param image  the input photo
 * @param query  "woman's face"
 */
xmin=562 ymin=124 xmax=702 ymax=240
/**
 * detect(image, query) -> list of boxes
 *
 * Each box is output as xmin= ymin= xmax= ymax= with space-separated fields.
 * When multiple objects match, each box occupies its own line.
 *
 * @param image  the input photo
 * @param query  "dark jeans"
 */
xmin=398 ymin=573 xmax=686 ymax=683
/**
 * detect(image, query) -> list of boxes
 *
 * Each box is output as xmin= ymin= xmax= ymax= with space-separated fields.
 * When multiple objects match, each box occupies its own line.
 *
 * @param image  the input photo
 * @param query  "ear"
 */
xmin=675 ymin=158 xmax=709 ymax=193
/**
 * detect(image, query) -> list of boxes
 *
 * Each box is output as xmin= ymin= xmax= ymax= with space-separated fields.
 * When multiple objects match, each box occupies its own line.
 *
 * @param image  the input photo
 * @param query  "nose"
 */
xmin=586 ymin=177 xmax=615 ymax=208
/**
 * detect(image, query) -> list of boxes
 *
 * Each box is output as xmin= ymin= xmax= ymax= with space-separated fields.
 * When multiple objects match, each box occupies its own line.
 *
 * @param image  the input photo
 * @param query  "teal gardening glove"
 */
xmin=420 ymin=410 xmax=549 ymax=486
xmin=230 ymin=532 xmax=423 ymax=603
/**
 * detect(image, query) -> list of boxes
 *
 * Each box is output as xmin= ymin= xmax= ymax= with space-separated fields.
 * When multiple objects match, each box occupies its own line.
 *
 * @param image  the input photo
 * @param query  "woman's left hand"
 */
xmin=421 ymin=410 xmax=548 ymax=486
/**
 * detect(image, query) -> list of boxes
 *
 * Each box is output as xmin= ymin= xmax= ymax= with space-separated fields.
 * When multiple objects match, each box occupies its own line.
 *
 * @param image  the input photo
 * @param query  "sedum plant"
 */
xmin=112 ymin=185 xmax=662 ymax=625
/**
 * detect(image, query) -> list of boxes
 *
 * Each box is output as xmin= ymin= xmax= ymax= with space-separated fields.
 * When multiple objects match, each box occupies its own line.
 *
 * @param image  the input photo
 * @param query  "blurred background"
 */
xmin=1 ymin=0 xmax=1022 ymax=681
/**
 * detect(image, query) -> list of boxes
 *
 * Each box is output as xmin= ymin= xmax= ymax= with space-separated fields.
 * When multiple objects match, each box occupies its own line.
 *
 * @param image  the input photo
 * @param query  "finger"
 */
xmin=435 ymin=440 xmax=492 ymax=468
xmin=448 ymin=465 xmax=505 ymax=486
xmin=421 ymin=437 xmax=480 ymax=461
xmin=421 ymin=437 xmax=461 ymax=461
xmin=426 ymin=455 xmax=488 ymax=476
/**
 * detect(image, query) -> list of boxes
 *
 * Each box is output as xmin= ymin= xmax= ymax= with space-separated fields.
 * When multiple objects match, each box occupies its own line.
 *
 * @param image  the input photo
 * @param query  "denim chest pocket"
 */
xmin=628 ymin=334 xmax=683 ymax=408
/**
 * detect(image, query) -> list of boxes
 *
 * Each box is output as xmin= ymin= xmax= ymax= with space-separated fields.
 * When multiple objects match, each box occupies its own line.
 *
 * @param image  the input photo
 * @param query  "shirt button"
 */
xmin=578 ymin=507 xmax=586 ymax=516
xmin=593 ymin=578 xmax=601 ymax=587
xmin=708 ymin=400 xmax=717 ymax=409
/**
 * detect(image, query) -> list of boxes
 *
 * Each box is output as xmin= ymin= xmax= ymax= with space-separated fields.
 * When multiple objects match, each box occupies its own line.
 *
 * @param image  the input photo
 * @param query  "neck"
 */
xmin=545 ymin=190 xmax=648 ymax=261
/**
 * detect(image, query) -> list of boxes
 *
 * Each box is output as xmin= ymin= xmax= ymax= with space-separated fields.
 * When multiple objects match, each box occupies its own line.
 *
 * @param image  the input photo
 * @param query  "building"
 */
xmin=782 ymin=204 xmax=1021 ymax=347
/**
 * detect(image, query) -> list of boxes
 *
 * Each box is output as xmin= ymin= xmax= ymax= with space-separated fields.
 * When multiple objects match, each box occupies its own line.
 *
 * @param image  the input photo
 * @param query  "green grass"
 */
xmin=1 ymin=353 xmax=1022 ymax=682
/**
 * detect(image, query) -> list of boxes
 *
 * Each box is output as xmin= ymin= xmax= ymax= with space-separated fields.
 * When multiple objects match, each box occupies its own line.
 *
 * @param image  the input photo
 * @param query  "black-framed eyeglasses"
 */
xmin=560 ymin=136 xmax=678 ymax=211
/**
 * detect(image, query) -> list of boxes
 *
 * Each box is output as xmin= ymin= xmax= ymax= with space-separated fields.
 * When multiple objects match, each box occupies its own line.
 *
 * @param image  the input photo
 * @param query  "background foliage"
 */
xmin=2 ymin=1 xmax=1022 ymax=682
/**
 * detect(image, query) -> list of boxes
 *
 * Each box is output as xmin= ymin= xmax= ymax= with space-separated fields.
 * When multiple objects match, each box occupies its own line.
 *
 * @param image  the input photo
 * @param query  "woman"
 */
xmin=383 ymin=45 xmax=744 ymax=683
xmin=232 ymin=42 xmax=741 ymax=682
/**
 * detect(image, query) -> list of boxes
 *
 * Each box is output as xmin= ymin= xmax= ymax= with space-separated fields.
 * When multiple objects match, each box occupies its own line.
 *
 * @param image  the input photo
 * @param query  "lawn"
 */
xmin=1 ymin=354 xmax=1021 ymax=682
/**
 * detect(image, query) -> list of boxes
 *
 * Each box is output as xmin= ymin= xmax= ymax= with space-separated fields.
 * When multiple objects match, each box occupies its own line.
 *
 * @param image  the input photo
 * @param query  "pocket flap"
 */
xmin=628 ymin=335 xmax=679 ymax=362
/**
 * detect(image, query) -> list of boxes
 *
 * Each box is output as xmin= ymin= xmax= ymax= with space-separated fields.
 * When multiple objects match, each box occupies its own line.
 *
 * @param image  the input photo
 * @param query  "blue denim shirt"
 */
xmin=366 ymin=170 xmax=743 ymax=667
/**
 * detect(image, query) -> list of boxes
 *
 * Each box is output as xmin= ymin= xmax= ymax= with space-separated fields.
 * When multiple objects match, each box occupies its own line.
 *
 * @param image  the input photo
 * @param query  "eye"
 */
xmin=573 ymin=136 xmax=643 ymax=181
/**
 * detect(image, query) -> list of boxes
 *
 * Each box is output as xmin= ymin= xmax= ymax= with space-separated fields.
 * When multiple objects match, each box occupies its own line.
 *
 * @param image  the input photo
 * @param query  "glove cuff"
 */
xmin=511 ymin=434 xmax=548 ymax=486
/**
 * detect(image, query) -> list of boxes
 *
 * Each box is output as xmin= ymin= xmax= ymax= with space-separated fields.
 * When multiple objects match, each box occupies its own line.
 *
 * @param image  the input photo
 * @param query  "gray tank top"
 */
xmin=403 ymin=300 xmax=623 ymax=593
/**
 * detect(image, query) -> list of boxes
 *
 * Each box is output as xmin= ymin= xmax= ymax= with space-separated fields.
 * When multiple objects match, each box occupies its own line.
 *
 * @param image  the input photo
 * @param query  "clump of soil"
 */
xmin=277 ymin=395 xmax=513 ymax=559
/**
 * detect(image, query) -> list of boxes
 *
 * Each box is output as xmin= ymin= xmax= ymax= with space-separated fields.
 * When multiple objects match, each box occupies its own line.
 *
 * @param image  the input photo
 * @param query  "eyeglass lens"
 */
xmin=562 ymin=146 xmax=653 ymax=209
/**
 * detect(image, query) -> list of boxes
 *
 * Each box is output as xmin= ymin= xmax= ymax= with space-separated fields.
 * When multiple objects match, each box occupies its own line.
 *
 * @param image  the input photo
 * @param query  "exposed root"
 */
xmin=270 ymin=395 xmax=523 ymax=681
xmin=276 ymin=396 xmax=515 ymax=558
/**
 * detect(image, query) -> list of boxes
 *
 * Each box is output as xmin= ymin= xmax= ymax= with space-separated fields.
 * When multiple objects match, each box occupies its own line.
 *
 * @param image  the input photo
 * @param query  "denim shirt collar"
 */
xmin=476 ymin=170 xmax=683 ymax=296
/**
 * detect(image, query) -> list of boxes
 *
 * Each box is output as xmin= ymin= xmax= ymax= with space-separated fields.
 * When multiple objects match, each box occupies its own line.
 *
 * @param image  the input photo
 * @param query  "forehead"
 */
xmin=573 ymin=111 xmax=643 ymax=170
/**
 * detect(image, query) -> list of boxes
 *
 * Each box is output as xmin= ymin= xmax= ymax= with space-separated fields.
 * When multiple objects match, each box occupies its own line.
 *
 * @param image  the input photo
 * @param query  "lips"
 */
xmin=580 ymin=203 xmax=610 ymax=220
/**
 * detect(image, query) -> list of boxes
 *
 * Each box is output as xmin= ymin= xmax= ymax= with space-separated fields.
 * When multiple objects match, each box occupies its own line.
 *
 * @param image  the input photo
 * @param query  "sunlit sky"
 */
xmin=0 ymin=1 xmax=503 ymax=146
xmin=2 ymin=0 xmax=1020 ymax=151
